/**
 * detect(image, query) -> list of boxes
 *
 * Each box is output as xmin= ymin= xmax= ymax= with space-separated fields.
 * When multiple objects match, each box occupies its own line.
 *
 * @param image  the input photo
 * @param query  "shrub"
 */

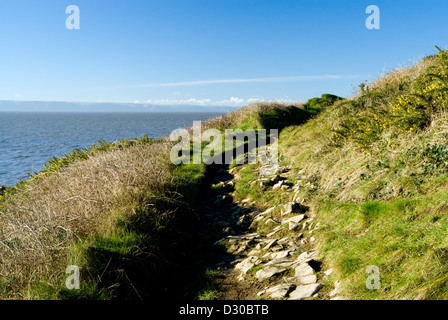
xmin=331 ymin=47 xmax=448 ymax=151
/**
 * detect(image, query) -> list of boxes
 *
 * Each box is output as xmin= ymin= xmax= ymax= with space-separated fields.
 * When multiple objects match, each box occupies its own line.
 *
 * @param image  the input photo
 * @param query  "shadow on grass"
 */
xmin=56 ymin=96 xmax=343 ymax=301
xmin=257 ymin=94 xmax=343 ymax=133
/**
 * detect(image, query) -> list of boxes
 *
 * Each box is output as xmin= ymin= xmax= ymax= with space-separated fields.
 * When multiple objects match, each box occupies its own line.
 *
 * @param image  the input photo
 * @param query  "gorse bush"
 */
xmin=332 ymin=46 xmax=448 ymax=150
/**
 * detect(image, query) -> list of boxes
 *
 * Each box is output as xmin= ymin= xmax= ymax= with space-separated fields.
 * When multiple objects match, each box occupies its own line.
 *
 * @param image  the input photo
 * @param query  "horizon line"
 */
xmin=0 ymin=99 xmax=242 ymax=106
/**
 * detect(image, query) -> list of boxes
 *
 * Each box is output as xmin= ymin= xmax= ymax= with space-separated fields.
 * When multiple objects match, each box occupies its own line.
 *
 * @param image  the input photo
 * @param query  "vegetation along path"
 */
xmin=185 ymin=105 xmax=344 ymax=300
xmin=189 ymin=158 xmax=343 ymax=300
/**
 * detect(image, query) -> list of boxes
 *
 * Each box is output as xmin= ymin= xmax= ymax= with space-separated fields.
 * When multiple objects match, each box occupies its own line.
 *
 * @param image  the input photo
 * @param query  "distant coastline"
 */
xmin=0 ymin=100 xmax=239 ymax=113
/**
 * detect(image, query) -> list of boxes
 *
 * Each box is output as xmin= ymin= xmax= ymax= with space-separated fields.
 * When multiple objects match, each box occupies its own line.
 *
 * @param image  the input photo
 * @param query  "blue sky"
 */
xmin=0 ymin=0 xmax=447 ymax=107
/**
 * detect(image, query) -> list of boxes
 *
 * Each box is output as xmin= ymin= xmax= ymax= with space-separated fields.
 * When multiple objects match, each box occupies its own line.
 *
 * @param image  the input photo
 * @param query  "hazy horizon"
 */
xmin=0 ymin=100 xmax=240 ymax=113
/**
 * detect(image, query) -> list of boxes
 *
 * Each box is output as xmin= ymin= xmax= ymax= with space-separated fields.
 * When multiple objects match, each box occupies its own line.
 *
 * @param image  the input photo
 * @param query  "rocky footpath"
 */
xmin=199 ymin=163 xmax=343 ymax=300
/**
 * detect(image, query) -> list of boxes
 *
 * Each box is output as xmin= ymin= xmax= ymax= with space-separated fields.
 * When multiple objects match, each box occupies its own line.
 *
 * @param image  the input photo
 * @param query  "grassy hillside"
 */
xmin=200 ymin=46 xmax=448 ymax=300
xmin=1 ymin=47 xmax=448 ymax=300
xmin=275 ymin=47 xmax=448 ymax=299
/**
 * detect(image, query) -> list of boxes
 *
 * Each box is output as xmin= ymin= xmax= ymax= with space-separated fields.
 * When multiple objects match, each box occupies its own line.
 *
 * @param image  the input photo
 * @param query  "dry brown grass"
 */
xmin=364 ymin=54 xmax=437 ymax=94
xmin=0 ymin=142 xmax=173 ymax=298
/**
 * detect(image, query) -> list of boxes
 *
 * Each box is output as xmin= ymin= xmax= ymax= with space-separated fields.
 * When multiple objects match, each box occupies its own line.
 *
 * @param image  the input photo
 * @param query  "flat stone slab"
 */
xmin=266 ymin=283 xmax=296 ymax=299
xmin=260 ymin=207 xmax=277 ymax=216
xmin=285 ymin=274 xmax=317 ymax=285
xmin=266 ymin=228 xmax=282 ymax=238
xmin=213 ymin=233 xmax=261 ymax=246
xmin=288 ymin=284 xmax=322 ymax=300
xmin=282 ymin=214 xmax=307 ymax=230
xmin=330 ymin=280 xmax=341 ymax=297
xmin=272 ymin=180 xmax=286 ymax=191
xmin=294 ymin=263 xmax=315 ymax=278
xmin=324 ymin=268 xmax=334 ymax=276
xmin=252 ymin=215 xmax=265 ymax=223
xmin=256 ymin=266 xmax=287 ymax=281
xmin=295 ymin=251 xmax=320 ymax=264
xmin=268 ymin=250 xmax=292 ymax=260
xmin=235 ymin=256 xmax=261 ymax=274
xmin=264 ymin=239 xmax=278 ymax=250
xmin=265 ymin=217 xmax=280 ymax=225
xmin=265 ymin=257 xmax=300 ymax=268
xmin=283 ymin=214 xmax=307 ymax=224
xmin=248 ymin=249 xmax=261 ymax=256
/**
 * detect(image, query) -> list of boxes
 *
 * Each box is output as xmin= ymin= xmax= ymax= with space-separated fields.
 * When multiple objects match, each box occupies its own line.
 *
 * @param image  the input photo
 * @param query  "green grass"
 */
xmin=5 ymin=48 xmax=448 ymax=301
xmin=304 ymin=93 xmax=343 ymax=115
xmin=314 ymin=192 xmax=448 ymax=299
xmin=228 ymin=48 xmax=448 ymax=300
xmin=196 ymin=269 xmax=220 ymax=300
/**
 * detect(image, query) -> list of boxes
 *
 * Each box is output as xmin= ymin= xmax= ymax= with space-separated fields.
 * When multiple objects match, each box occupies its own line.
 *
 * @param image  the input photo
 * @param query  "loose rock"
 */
xmin=235 ymin=256 xmax=261 ymax=274
xmin=266 ymin=283 xmax=296 ymax=299
xmin=288 ymin=284 xmax=322 ymax=300
xmin=256 ymin=266 xmax=287 ymax=281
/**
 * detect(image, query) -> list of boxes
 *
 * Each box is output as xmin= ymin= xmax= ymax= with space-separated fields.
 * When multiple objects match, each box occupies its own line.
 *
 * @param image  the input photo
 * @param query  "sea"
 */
xmin=0 ymin=112 xmax=223 ymax=186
